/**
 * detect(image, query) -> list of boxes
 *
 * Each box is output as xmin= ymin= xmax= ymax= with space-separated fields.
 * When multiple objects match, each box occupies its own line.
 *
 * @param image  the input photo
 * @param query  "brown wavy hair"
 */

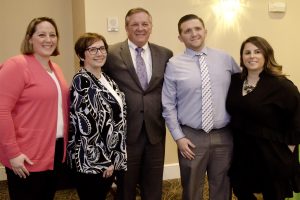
xmin=240 ymin=36 xmax=285 ymax=79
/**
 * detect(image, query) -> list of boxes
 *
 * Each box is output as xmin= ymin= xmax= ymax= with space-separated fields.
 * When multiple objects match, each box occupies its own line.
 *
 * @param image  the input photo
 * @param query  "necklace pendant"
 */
xmin=243 ymin=79 xmax=256 ymax=94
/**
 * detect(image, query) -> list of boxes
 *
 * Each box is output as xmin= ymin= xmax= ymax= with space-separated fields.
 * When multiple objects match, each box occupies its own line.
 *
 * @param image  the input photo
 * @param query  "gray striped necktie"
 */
xmin=135 ymin=47 xmax=148 ymax=90
xmin=198 ymin=53 xmax=213 ymax=133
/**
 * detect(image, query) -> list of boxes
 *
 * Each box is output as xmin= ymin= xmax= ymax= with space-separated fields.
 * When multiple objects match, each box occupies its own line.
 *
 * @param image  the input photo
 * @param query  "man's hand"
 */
xmin=176 ymin=137 xmax=196 ymax=160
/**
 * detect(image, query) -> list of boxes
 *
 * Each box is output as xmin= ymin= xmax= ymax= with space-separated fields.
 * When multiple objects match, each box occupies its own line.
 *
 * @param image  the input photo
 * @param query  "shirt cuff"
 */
xmin=170 ymin=126 xmax=186 ymax=141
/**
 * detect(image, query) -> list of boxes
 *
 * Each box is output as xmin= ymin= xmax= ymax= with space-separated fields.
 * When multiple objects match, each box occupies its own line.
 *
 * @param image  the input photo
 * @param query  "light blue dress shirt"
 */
xmin=162 ymin=47 xmax=241 ymax=141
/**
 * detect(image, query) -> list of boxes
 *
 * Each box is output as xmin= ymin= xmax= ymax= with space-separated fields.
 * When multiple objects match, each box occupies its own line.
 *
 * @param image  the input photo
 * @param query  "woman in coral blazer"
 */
xmin=0 ymin=17 xmax=69 ymax=200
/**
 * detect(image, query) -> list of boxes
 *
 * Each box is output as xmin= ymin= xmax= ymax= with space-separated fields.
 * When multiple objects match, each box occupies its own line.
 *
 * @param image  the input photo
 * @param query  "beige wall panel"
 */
xmin=0 ymin=0 xmax=75 ymax=83
xmin=72 ymin=0 xmax=86 ymax=71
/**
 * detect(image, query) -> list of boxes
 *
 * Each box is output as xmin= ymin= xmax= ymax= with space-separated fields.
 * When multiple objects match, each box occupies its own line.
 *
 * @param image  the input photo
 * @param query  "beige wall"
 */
xmin=72 ymin=0 xmax=86 ymax=70
xmin=1 ymin=0 xmax=300 ymax=165
xmin=82 ymin=0 xmax=300 ymax=87
xmin=0 ymin=0 xmax=75 ymax=83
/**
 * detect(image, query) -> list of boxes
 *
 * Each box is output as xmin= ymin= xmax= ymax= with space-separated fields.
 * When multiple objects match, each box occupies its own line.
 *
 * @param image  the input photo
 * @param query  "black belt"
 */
xmin=180 ymin=125 xmax=229 ymax=132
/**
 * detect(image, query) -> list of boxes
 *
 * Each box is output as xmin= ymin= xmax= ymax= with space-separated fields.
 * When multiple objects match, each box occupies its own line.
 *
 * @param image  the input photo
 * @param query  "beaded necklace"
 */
xmin=242 ymin=79 xmax=257 ymax=95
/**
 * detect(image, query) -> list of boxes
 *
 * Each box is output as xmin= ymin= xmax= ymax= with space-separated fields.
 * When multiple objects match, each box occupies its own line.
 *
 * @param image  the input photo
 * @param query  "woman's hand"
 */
xmin=9 ymin=154 xmax=33 ymax=178
xmin=103 ymin=165 xmax=114 ymax=178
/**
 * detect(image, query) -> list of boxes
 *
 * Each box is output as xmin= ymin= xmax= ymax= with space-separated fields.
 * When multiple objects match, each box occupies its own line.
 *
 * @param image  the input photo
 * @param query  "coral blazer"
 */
xmin=0 ymin=55 xmax=69 ymax=172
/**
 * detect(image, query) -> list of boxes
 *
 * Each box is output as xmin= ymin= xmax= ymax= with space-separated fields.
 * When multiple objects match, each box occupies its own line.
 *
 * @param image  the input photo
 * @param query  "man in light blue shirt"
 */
xmin=162 ymin=14 xmax=240 ymax=200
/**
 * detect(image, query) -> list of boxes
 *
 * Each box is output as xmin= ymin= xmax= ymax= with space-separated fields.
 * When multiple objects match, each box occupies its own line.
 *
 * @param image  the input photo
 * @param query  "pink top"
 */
xmin=0 ymin=55 xmax=69 ymax=172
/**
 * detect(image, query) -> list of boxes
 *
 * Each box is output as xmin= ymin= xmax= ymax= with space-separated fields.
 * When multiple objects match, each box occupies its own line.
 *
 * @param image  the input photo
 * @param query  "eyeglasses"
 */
xmin=86 ymin=46 xmax=107 ymax=55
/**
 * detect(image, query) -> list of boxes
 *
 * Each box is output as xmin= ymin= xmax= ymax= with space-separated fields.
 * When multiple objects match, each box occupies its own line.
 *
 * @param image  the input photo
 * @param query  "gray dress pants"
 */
xmin=179 ymin=125 xmax=233 ymax=200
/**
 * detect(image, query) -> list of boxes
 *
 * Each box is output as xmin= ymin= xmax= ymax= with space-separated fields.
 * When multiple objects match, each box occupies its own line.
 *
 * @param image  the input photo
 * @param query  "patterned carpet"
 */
xmin=0 ymin=178 xmax=257 ymax=200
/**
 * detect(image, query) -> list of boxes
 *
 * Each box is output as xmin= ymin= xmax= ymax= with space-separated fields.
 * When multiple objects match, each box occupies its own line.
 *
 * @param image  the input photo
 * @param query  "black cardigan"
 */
xmin=227 ymin=72 xmax=300 ymax=144
xmin=226 ymin=72 xmax=300 ymax=194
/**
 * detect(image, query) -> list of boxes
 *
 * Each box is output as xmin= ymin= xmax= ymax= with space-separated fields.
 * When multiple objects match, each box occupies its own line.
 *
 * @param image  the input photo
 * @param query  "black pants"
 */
xmin=232 ymin=178 xmax=287 ymax=200
xmin=6 ymin=138 xmax=72 ymax=200
xmin=74 ymin=171 xmax=115 ymax=200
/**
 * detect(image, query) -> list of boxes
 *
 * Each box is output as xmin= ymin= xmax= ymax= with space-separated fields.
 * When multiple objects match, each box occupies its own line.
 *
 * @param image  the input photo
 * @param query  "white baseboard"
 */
xmin=163 ymin=163 xmax=180 ymax=180
xmin=0 ymin=163 xmax=180 ymax=181
xmin=0 ymin=165 xmax=6 ymax=181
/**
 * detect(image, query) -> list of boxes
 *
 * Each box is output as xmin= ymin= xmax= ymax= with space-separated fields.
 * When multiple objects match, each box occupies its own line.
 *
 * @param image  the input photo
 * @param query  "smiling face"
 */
xmin=242 ymin=42 xmax=265 ymax=74
xmin=29 ymin=21 xmax=57 ymax=59
xmin=125 ymin=11 xmax=152 ymax=47
xmin=84 ymin=40 xmax=107 ymax=70
xmin=178 ymin=18 xmax=207 ymax=52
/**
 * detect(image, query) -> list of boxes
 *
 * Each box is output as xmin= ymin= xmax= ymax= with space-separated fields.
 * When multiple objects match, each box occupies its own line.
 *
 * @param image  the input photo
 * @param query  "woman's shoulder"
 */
xmin=73 ymin=69 xmax=89 ymax=79
xmin=2 ymin=54 xmax=28 ymax=66
xmin=71 ymin=69 xmax=91 ymax=85
xmin=231 ymin=73 xmax=242 ymax=81
xmin=264 ymin=75 xmax=299 ymax=99
xmin=277 ymin=76 xmax=299 ymax=93
xmin=265 ymin=75 xmax=297 ymax=90
xmin=1 ymin=55 xmax=34 ymax=75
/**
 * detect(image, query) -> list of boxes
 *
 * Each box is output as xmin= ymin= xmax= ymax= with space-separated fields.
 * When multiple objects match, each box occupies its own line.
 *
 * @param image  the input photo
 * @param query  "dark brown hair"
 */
xmin=178 ymin=14 xmax=205 ymax=34
xmin=21 ymin=17 xmax=60 ymax=56
xmin=74 ymin=32 xmax=108 ymax=67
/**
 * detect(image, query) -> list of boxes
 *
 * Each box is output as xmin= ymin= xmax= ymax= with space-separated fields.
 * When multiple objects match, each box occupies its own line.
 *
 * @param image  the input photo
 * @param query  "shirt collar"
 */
xmin=127 ymin=39 xmax=149 ymax=52
xmin=185 ymin=47 xmax=208 ymax=57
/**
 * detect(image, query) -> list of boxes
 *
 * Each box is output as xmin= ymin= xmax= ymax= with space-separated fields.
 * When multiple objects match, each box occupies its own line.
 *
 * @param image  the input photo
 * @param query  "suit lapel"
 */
xmin=148 ymin=43 xmax=160 ymax=90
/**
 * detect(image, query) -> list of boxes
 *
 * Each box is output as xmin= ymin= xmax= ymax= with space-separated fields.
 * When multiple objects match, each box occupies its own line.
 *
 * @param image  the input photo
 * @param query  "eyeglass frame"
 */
xmin=85 ymin=46 xmax=107 ymax=55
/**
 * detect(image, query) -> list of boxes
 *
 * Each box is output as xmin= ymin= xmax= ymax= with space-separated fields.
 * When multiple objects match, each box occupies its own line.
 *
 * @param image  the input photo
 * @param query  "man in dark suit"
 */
xmin=104 ymin=7 xmax=173 ymax=200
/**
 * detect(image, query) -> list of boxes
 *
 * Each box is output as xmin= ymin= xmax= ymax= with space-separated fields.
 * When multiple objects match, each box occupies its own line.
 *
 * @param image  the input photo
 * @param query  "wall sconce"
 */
xmin=212 ymin=0 xmax=243 ymax=28
xmin=219 ymin=0 xmax=241 ymax=22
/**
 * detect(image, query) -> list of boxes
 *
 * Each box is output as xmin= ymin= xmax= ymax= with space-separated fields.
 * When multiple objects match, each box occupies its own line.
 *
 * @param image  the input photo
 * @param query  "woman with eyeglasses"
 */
xmin=66 ymin=33 xmax=127 ymax=200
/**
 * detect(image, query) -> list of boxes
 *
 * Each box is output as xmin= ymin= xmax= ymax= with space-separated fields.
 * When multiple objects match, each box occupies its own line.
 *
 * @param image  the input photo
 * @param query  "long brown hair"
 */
xmin=240 ymin=36 xmax=284 ymax=79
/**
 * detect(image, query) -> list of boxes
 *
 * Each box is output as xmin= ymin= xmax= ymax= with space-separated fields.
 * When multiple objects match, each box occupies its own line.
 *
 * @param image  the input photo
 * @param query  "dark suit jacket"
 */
xmin=104 ymin=40 xmax=173 ymax=145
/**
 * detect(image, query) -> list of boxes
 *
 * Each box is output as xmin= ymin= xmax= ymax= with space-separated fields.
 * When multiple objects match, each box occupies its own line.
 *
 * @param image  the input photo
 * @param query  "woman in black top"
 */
xmin=226 ymin=36 xmax=300 ymax=200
